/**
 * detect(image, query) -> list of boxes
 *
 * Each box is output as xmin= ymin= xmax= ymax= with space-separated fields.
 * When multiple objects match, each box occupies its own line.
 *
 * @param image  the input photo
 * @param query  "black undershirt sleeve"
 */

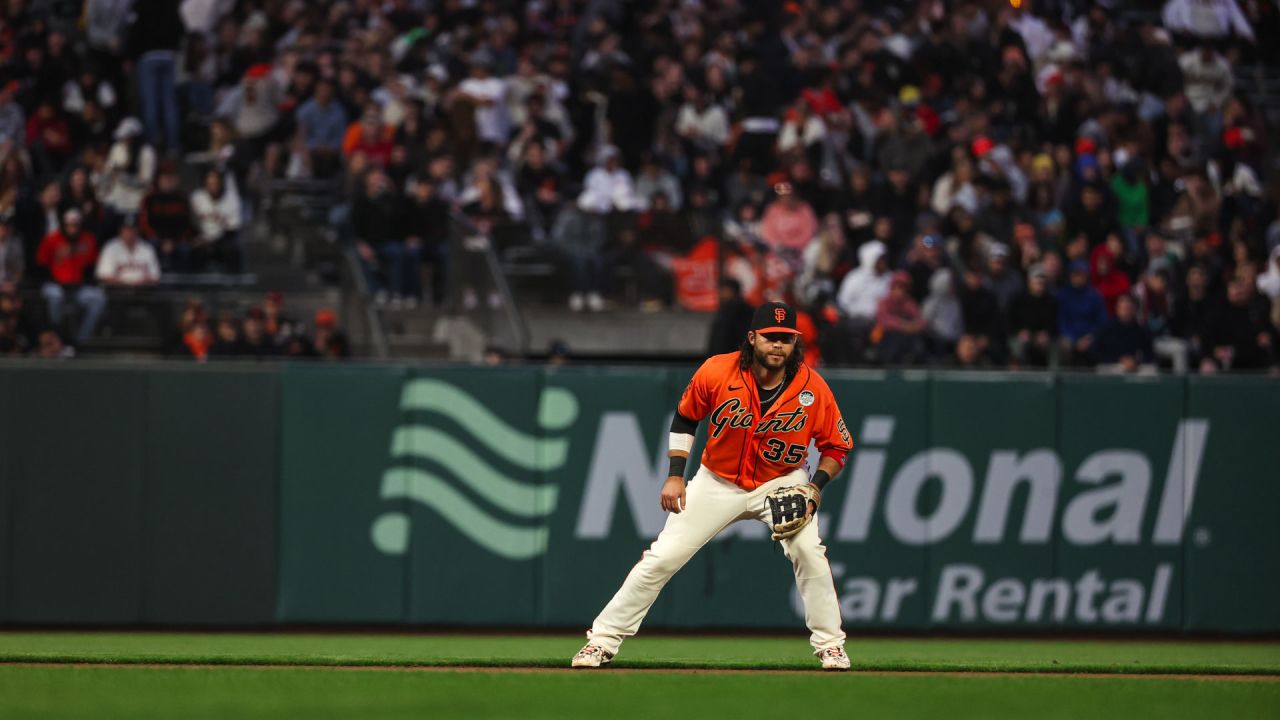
xmin=670 ymin=411 xmax=698 ymax=435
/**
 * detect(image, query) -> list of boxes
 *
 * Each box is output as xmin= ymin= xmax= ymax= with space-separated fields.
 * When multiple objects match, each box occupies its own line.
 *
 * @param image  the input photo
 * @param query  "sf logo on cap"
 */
xmin=775 ymin=308 xmax=787 ymax=323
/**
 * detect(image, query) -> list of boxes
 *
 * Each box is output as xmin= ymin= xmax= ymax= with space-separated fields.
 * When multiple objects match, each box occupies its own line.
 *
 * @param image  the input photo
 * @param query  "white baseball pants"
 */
xmin=587 ymin=465 xmax=846 ymax=655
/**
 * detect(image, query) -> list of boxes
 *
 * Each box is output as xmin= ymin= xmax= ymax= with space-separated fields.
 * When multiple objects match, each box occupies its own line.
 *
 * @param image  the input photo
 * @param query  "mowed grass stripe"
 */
xmin=0 ymin=634 xmax=1276 ymax=676
xmin=2 ymin=665 xmax=1278 ymax=720
xmin=2 ymin=662 xmax=1278 ymax=681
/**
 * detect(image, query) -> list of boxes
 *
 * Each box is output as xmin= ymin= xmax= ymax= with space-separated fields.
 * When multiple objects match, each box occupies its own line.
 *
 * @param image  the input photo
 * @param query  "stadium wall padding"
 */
xmin=275 ymin=366 xmax=1280 ymax=633
xmin=0 ymin=363 xmax=1276 ymax=632
xmin=0 ymin=369 xmax=10 ymax=623
xmin=0 ymin=364 xmax=279 ymax=625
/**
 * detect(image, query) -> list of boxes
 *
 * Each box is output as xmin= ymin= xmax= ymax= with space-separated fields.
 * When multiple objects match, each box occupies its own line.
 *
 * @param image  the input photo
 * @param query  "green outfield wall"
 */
xmin=1 ymin=363 xmax=1276 ymax=632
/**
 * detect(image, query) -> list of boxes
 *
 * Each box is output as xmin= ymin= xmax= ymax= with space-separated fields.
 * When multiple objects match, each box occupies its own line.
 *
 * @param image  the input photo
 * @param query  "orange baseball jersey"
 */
xmin=677 ymin=352 xmax=853 ymax=490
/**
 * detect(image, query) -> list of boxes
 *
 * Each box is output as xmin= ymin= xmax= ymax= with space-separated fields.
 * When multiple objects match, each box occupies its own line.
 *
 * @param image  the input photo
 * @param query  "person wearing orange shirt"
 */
xmin=574 ymin=301 xmax=854 ymax=671
xmin=36 ymin=209 xmax=106 ymax=343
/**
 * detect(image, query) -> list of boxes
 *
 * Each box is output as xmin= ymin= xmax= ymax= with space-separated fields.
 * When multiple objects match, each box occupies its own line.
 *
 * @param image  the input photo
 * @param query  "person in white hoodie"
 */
xmin=1258 ymin=245 xmax=1280 ymax=301
xmin=554 ymin=146 xmax=639 ymax=312
xmin=922 ymin=268 xmax=964 ymax=356
xmin=831 ymin=240 xmax=890 ymax=363
xmin=837 ymin=240 xmax=891 ymax=323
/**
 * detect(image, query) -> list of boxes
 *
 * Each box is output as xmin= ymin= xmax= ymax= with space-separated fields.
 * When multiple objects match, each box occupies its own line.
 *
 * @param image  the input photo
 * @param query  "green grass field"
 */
xmin=0 ymin=633 xmax=1276 ymax=719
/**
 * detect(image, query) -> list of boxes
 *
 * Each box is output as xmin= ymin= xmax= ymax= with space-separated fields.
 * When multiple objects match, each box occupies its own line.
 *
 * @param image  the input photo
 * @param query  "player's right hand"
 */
xmin=660 ymin=476 xmax=686 ymax=513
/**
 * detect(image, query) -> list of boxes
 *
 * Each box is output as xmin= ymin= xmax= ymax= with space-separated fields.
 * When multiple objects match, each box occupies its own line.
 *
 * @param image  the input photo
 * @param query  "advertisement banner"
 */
xmin=276 ymin=365 xmax=1280 ymax=632
xmin=1182 ymin=377 xmax=1280 ymax=632
xmin=279 ymin=365 xmax=411 ymax=623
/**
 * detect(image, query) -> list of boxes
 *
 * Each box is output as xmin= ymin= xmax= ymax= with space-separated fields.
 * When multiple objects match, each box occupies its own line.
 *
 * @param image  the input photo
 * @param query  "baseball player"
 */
xmin=573 ymin=301 xmax=854 ymax=671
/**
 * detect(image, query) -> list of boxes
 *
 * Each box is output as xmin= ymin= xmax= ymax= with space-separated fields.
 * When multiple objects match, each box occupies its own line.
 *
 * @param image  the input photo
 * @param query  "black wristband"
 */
xmin=668 ymin=454 xmax=688 ymax=479
xmin=811 ymin=469 xmax=832 ymax=491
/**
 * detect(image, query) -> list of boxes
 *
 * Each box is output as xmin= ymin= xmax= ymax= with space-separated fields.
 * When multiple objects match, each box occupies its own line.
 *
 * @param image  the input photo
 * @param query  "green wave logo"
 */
xmin=370 ymin=379 xmax=577 ymax=560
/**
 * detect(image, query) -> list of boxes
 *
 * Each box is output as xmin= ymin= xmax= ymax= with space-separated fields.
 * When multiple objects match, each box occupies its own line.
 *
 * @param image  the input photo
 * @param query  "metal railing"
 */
xmin=444 ymin=211 xmax=531 ymax=356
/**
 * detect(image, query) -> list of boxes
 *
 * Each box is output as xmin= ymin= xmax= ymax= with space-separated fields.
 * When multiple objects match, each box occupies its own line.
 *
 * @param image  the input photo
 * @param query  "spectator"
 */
xmin=0 ymin=281 xmax=35 ymax=328
xmin=139 ymin=164 xmax=193 ymax=272
xmin=182 ymin=320 xmax=212 ymax=361
xmin=61 ymin=166 xmax=106 ymax=240
xmin=36 ymin=328 xmax=71 ymax=359
xmin=562 ymin=146 xmax=637 ymax=312
xmin=1174 ymin=264 xmax=1222 ymax=368
xmin=176 ymin=32 xmax=215 ymax=118
xmin=797 ymin=213 xmax=848 ymax=305
xmin=96 ymin=217 xmax=160 ymax=287
xmin=760 ymin=181 xmax=818 ymax=265
xmin=458 ymin=52 xmax=511 ymax=147
xmin=922 ymin=268 xmax=963 ymax=358
xmin=875 ymin=271 xmax=926 ymax=366
xmin=635 ymin=156 xmax=683 ymax=212
xmin=958 ymin=269 xmax=1003 ymax=364
xmin=833 ymin=240 xmax=890 ymax=364
xmin=1091 ymin=243 xmax=1133 ymax=316
xmin=1163 ymin=0 xmax=1255 ymax=42
xmin=0 ymin=223 xmax=23 ymax=285
xmin=1112 ymin=159 xmax=1150 ymax=238
xmin=0 ymin=81 xmax=24 ymax=145
xmin=547 ymin=338 xmax=570 ymax=366
xmin=128 ymin=0 xmax=183 ymax=153
xmin=507 ymin=93 xmax=567 ymax=167
xmin=0 ymin=285 xmax=32 ymax=355
xmin=707 ymin=278 xmax=754 ymax=355
xmin=515 ymin=141 xmax=565 ymax=238
xmin=1178 ymin=44 xmax=1234 ymax=119
xmin=948 ymin=334 xmax=991 ymax=370
xmin=25 ymin=99 xmax=72 ymax=177
xmin=101 ymin=117 xmax=156 ymax=218
xmin=296 ymin=78 xmax=348 ymax=178
xmin=932 ymin=157 xmax=979 ymax=216
xmin=313 ymin=308 xmax=350 ymax=359
xmin=1259 ymin=246 xmax=1280 ymax=302
xmin=218 ymin=64 xmax=284 ymax=171
xmin=402 ymin=177 xmax=451 ymax=306
xmin=239 ymin=306 xmax=277 ymax=358
xmin=208 ymin=314 xmax=242 ymax=358
xmin=1135 ymin=268 xmax=1189 ymax=372
xmin=36 ymin=209 xmax=105 ymax=343
xmin=576 ymin=146 xmax=638 ymax=214
xmin=1095 ymin=294 xmax=1156 ymax=373
xmin=1058 ymin=260 xmax=1108 ymax=366
xmin=1066 ymin=181 xmax=1119 ymax=251
xmin=261 ymin=291 xmax=298 ymax=345
xmin=459 ymin=157 xmax=523 ymax=226
xmin=17 ymin=180 xmax=64 ymax=276
xmin=189 ymin=169 xmax=243 ymax=273
xmin=352 ymin=168 xmax=417 ymax=306
xmin=675 ymin=85 xmax=730 ymax=153
xmin=985 ymin=244 xmax=1024 ymax=314
xmin=1009 ymin=267 xmax=1059 ymax=368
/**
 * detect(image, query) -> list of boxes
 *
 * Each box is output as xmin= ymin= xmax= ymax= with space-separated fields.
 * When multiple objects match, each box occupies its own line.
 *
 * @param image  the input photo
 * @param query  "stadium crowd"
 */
xmin=0 ymin=0 xmax=1275 ymax=372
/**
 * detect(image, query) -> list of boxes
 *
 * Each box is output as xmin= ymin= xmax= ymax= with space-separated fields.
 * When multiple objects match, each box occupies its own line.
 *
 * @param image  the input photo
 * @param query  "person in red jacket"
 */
xmin=1091 ymin=243 xmax=1132 ymax=317
xmin=36 ymin=209 xmax=106 ymax=343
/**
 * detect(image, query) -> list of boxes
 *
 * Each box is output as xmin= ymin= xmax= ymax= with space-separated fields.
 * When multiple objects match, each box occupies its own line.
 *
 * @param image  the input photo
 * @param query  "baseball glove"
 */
xmin=765 ymin=483 xmax=821 ymax=541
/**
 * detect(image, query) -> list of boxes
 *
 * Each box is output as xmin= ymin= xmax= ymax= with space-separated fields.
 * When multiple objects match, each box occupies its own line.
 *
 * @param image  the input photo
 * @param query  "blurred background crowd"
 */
xmin=0 ymin=0 xmax=1276 ymax=371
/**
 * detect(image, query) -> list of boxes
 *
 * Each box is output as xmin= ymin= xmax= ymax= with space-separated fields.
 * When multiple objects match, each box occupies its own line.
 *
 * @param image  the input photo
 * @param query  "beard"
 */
xmin=753 ymin=345 xmax=789 ymax=370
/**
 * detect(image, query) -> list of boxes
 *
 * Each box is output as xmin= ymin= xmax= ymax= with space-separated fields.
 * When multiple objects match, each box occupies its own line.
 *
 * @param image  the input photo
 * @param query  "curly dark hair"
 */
xmin=738 ymin=333 xmax=805 ymax=375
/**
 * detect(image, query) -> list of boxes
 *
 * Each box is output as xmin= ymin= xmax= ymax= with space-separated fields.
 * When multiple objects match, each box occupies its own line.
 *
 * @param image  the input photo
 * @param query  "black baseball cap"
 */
xmin=750 ymin=301 xmax=800 ymax=335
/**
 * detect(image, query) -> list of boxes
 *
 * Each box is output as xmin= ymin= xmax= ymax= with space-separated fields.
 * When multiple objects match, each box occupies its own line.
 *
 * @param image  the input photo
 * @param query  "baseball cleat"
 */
xmin=571 ymin=643 xmax=614 ymax=668
xmin=818 ymin=646 xmax=851 ymax=671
